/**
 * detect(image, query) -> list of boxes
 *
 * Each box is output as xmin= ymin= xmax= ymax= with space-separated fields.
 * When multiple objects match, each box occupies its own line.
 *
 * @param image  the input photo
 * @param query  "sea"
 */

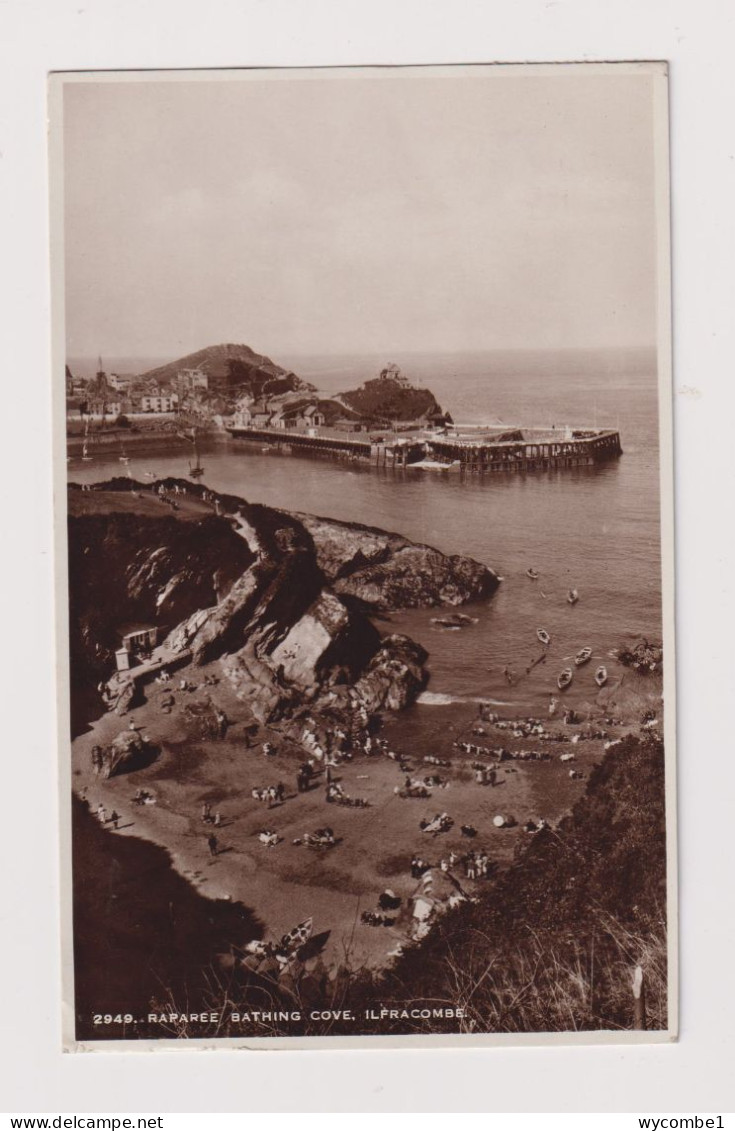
xmin=67 ymin=350 xmax=663 ymax=722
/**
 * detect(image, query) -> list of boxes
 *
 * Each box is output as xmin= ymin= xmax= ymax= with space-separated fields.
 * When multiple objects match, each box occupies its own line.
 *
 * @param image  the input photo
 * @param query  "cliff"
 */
xmin=68 ymin=480 xmax=497 ymax=724
xmin=67 ymin=501 xmax=254 ymax=693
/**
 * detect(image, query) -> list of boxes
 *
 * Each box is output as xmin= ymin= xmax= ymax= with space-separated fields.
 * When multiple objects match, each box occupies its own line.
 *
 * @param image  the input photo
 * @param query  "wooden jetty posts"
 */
xmin=427 ymin=428 xmax=623 ymax=473
xmin=226 ymin=425 xmax=623 ymax=475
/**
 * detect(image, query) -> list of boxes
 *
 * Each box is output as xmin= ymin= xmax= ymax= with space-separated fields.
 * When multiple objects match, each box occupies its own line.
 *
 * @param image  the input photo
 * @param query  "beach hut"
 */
xmin=119 ymin=624 xmax=159 ymax=665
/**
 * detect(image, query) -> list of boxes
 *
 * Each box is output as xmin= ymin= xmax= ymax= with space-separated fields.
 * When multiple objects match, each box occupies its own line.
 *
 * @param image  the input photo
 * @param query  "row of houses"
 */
xmin=95 ymin=367 xmax=209 ymax=398
xmin=66 ymin=391 xmax=180 ymax=417
xmin=234 ymin=400 xmax=328 ymax=430
xmin=66 ymin=361 xmax=209 ymax=416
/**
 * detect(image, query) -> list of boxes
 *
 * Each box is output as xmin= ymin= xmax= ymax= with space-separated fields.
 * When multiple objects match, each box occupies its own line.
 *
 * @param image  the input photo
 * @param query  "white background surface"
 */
xmin=1 ymin=0 xmax=734 ymax=1114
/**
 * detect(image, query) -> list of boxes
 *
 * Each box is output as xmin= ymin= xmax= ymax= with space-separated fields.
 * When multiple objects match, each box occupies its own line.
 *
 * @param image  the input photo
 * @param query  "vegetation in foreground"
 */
xmin=354 ymin=731 xmax=668 ymax=1034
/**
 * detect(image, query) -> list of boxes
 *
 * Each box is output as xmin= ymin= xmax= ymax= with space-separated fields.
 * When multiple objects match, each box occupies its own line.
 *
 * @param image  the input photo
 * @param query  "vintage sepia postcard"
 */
xmin=50 ymin=63 xmax=676 ymax=1049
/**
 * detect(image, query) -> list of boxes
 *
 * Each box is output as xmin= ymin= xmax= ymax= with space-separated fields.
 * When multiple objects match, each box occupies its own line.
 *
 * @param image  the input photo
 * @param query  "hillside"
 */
xmin=139 ymin=343 xmax=313 ymax=397
xmin=136 ymin=346 xmax=450 ymax=426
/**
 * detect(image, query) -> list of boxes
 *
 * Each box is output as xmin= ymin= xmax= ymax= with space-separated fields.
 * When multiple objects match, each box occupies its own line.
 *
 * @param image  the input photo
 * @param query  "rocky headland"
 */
xmin=295 ymin=511 xmax=498 ymax=611
xmin=138 ymin=342 xmax=312 ymax=399
xmin=68 ymin=478 xmax=500 ymax=729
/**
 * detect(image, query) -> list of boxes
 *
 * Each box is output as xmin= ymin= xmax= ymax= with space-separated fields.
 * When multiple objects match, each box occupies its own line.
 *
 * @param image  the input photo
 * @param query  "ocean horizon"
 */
xmin=67 ymin=344 xmax=657 ymax=383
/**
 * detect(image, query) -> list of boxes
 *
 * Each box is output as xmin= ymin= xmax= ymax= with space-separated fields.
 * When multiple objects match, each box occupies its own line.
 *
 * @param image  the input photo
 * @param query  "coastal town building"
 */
xmin=108 ymin=373 xmax=133 ymax=393
xmin=232 ymin=400 xmax=328 ymax=431
xmin=84 ymin=397 xmax=123 ymax=418
xmin=301 ymin=405 xmax=326 ymax=428
xmin=141 ymin=392 xmax=179 ymax=413
xmin=176 ymin=367 xmax=209 ymax=392
xmin=65 ymin=365 xmax=83 ymax=397
xmin=250 ymin=404 xmax=273 ymax=428
xmin=379 ymin=363 xmax=411 ymax=387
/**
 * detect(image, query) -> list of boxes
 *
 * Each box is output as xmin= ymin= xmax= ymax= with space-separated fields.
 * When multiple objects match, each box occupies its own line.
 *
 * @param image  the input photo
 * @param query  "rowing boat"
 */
xmin=557 ymin=668 xmax=573 ymax=691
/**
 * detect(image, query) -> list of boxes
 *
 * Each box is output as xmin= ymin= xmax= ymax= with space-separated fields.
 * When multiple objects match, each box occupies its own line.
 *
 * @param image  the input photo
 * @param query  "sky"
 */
xmin=61 ymin=67 xmax=662 ymax=361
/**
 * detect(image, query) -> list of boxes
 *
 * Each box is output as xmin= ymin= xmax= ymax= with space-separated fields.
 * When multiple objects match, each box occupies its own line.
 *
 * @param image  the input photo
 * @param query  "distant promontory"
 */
xmin=66 ymin=345 xmax=450 ymax=432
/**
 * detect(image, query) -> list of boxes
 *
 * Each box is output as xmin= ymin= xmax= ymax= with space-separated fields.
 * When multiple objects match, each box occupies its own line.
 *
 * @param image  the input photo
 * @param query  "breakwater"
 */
xmin=227 ymin=425 xmax=622 ymax=473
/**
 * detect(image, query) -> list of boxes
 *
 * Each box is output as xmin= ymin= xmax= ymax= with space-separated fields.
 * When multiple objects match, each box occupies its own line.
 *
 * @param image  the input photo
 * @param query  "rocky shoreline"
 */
xmin=67 ymin=477 xmax=666 ymax=1037
xmin=67 ymin=478 xmax=505 ymax=1009
xmin=68 ymin=477 xmax=499 ymax=729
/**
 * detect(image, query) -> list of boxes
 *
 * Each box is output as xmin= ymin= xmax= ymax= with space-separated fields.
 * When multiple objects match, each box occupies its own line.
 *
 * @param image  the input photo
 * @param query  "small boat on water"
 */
xmin=574 ymin=647 xmax=592 ymax=667
xmin=431 ymin=613 xmax=478 ymax=629
xmin=81 ymin=441 xmax=92 ymax=462
xmin=594 ymin=666 xmax=608 ymax=688
xmin=119 ymin=440 xmax=130 ymax=464
xmin=537 ymin=628 xmax=551 ymax=646
xmin=567 ymin=588 xmax=580 ymax=605
xmin=526 ymin=568 xmax=540 ymax=580
xmin=409 ymin=458 xmax=462 ymax=472
xmin=557 ymin=667 xmax=573 ymax=691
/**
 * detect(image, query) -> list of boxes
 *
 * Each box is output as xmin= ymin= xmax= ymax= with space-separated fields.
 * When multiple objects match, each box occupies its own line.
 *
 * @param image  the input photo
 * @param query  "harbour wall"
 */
xmin=227 ymin=425 xmax=623 ymax=473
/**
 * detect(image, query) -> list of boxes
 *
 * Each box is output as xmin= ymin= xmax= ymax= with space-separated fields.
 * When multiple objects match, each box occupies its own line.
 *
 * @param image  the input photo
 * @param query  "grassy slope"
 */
xmin=139 ymin=344 xmax=284 ymax=384
xmin=357 ymin=733 xmax=668 ymax=1033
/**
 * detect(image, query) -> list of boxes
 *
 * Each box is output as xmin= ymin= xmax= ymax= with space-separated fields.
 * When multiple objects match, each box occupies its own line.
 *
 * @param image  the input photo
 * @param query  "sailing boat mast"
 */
xmin=189 ymin=425 xmax=204 ymax=479
xmin=82 ymin=415 xmax=92 ymax=461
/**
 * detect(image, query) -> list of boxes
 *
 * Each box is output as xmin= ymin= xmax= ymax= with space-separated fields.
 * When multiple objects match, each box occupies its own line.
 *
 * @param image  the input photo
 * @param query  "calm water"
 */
xmin=68 ymin=353 xmax=662 ymax=716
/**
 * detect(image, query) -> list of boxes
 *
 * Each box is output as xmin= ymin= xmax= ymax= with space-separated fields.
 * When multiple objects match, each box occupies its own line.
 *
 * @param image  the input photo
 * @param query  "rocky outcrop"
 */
xmin=617 ymin=639 xmax=663 ymax=674
xmin=68 ymin=479 xmax=498 ymax=724
xmin=295 ymin=512 xmax=500 ymax=610
xmin=104 ymin=729 xmax=157 ymax=777
xmin=339 ymin=375 xmax=446 ymax=424
xmin=348 ymin=634 xmax=428 ymax=713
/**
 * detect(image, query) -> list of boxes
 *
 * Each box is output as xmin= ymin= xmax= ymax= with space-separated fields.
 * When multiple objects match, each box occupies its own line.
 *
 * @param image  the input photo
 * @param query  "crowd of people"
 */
xmin=84 ymin=642 xmax=606 ymax=959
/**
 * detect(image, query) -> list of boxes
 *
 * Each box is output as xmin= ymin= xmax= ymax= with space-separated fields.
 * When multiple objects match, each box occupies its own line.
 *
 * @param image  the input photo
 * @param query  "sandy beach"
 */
xmin=71 ymin=641 xmax=661 ymax=974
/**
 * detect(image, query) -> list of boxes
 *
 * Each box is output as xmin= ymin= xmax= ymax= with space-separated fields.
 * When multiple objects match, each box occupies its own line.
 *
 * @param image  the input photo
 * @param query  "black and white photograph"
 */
xmin=51 ymin=63 xmax=675 ymax=1048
